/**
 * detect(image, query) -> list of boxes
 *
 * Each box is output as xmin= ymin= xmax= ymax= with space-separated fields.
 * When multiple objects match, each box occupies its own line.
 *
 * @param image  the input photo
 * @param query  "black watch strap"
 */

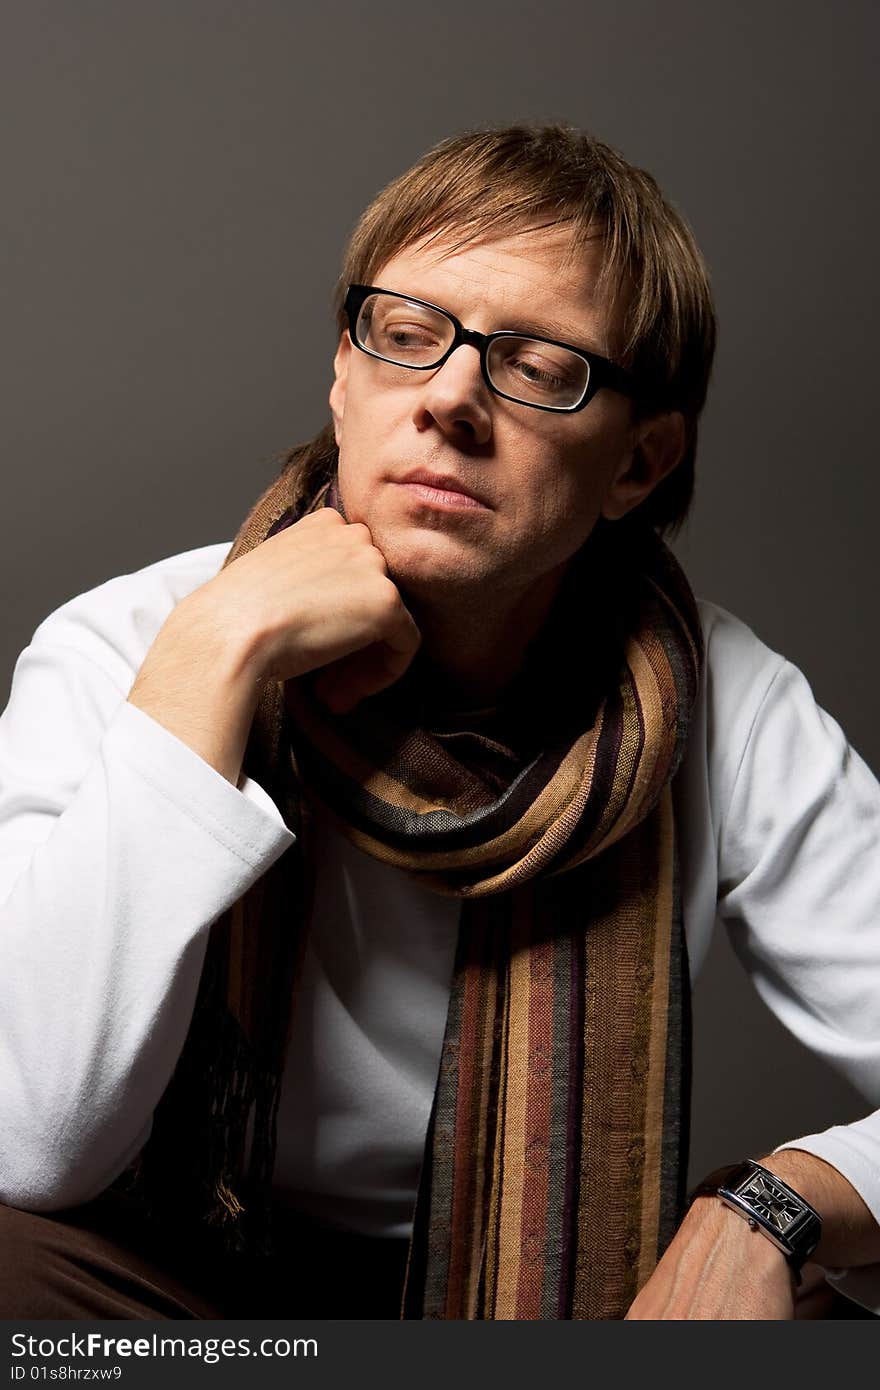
xmin=688 ymin=1159 xmax=822 ymax=1285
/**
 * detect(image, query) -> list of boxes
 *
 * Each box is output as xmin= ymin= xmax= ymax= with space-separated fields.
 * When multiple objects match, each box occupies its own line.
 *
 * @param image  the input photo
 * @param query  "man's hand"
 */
xmin=625 ymin=1149 xmax=880 ymax=1319
xmin=208 ymin=508 xmax=420 ymax=707
xmin=128 ymin=509 xmax=421 ymax=784
xmin=624 ymin=1197 xmax=796 ymax=1320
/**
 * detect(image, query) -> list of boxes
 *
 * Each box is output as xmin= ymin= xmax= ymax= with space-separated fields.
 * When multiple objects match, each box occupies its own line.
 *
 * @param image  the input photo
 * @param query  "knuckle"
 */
xmin=378 ymin=577 xmax=402 ymax=614
xmin=368 ymin=580 xmax=401 ymax=635
xmin=293 ymin=508 xmax=340 ymax=536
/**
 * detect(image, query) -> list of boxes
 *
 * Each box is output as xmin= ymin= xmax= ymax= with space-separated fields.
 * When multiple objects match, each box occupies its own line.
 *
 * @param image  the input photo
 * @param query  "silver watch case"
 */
xmin=717 ymin=1160 xmax=822 ymax=1267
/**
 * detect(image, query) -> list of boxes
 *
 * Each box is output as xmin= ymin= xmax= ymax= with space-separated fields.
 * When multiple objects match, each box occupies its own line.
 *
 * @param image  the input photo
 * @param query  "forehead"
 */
xmin=373 ymin=223 xmax=620 ymax=354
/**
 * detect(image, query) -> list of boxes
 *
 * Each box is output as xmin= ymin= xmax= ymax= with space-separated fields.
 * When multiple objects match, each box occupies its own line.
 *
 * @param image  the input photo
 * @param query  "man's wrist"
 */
xmin=688 ymin=1160 xmax=819 ymax=1284
xmin=128 ymin=592 xmax=268 ymax=786
xmin=695 ymin=1149 xmax=880 ymax=1272
xmin=757 ymin=1151 xmax=826 ymax=1206
xmin=683 ymin=1186 xmax=799 ymax=1302
xmin=757 ymin=1150 xmax=856 ymax=1269
xmin=687 ymin=1192 xmax=792 ymax=1257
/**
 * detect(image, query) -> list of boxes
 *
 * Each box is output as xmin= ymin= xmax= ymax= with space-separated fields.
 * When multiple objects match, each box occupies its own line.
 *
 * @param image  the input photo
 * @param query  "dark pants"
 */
xmin=0 ymin=1191 xmax=410 ymax=1319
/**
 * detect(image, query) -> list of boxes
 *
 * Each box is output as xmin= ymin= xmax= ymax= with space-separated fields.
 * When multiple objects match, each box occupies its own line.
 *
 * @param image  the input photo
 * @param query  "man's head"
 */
xmin=333 ymin=127 xmax=714 ymax=509
xmin=299 ymin=125 xmax=715 ymax=611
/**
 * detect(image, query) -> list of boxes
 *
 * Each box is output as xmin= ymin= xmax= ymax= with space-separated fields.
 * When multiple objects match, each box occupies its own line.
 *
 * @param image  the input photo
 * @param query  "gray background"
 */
xmin=2 ymin=0 xmax=878 ymax=1184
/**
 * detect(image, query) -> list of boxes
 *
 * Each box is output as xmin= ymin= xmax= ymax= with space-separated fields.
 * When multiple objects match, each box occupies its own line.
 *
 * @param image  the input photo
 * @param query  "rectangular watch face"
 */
xmin=734 ymin=1172 xmax=805 ymax=1236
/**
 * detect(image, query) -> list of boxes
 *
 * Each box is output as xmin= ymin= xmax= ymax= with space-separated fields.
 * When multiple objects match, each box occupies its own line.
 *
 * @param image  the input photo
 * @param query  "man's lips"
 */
xmin=394 ymin=469 xmax=491 ymax=511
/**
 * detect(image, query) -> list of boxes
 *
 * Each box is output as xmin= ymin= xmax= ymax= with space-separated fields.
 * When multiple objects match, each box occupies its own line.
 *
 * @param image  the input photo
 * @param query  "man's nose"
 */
xmin=411 ymin=343 xmax=493 ymax=445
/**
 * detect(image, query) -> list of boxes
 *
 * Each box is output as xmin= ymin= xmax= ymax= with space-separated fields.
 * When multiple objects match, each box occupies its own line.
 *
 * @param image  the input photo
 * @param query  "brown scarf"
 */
xmin=137 ymin=449 xmax=703 ymax=1319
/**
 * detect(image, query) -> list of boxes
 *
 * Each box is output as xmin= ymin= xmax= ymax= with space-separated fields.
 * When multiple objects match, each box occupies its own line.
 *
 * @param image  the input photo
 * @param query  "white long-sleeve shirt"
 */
xmin=2 ymin=542 xmax=880 ymax=1310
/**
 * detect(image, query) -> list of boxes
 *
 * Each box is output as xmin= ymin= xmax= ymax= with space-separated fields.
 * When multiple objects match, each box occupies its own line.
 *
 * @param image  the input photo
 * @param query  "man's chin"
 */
xmin=379 ymin=530 xmax=493 ymax=598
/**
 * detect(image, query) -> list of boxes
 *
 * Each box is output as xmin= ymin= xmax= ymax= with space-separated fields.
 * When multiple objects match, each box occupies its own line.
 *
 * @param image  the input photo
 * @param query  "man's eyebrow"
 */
xmin=502 ymin=313 xmax=604 ymax=350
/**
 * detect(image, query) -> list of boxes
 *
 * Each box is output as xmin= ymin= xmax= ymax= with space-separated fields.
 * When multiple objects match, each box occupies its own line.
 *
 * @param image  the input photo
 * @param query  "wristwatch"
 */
xmin=688 ymin=1159 xmax=822 ymax=1284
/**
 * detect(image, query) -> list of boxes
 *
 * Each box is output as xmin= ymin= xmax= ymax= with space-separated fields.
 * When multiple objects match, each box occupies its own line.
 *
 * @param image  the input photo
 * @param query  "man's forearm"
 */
xmin=625 ymin=1144 xmax=880 ymax=1318
xmin=760 ymin=1148 xmax=880 ymax=1269
xmin=127 ymin=592 xmax=266 ymax=786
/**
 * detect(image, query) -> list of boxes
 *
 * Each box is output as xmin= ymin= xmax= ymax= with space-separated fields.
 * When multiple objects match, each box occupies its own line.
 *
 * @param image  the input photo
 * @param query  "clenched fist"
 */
xmin=128 ymin=508 xmax=421 ymax=784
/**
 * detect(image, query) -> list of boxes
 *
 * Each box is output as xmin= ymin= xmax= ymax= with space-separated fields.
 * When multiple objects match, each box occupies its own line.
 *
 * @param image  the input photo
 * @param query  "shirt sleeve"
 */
xmin=717 ymin=656 xmax=880 ymax=1312
xmin=0 ymin=587 xmax=294 ymax=1212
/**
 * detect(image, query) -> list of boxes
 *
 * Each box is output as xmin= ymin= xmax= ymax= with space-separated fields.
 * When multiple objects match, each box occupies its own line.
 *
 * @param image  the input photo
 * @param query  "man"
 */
xmin=1 ymin=124 xmax=879 ymax=1320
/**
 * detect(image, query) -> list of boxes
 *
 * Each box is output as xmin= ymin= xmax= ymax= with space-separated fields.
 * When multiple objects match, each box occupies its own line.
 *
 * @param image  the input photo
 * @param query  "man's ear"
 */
xmin=601 ymin=411 xmax=686 ymax=521
xmin=329 ymin=332 xmax=351 ymax=446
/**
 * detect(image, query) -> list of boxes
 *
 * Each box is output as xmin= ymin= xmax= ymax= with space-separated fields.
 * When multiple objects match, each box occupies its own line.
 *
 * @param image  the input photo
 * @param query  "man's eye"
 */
xmin=510 ymin=356 xmax=571 ymax=389
xmin=382 ymin=321 xmax=439 ymax=349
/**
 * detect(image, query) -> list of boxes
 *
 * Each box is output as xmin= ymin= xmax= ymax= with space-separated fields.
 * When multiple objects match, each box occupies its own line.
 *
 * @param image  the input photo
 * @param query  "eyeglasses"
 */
xmin=343 ymin=284 xmax=637 ymax=413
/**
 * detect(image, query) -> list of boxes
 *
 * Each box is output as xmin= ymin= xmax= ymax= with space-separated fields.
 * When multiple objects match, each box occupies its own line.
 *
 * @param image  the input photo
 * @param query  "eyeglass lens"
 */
xmin=354 ymin=292 xmax=590 ymax=409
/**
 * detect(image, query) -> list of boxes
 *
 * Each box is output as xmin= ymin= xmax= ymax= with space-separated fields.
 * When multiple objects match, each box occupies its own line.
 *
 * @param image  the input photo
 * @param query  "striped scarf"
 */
xmin=140 ymin=453 xmax=703 ymax=1319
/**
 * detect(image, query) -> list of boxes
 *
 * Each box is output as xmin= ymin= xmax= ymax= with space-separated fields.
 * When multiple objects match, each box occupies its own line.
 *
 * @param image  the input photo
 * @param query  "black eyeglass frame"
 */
xmin=343 ymin=283 xmax=637 ymax=414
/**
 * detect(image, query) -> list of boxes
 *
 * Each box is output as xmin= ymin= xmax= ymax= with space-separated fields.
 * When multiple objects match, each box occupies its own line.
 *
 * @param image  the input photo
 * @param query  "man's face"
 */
xmin=330 ymin=224 xmax=669 ymax=609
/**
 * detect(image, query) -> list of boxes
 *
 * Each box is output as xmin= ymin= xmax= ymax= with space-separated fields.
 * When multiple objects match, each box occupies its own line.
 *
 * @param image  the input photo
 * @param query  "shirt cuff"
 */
xmin=111 ymin=700 xmax=295 ymax=867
